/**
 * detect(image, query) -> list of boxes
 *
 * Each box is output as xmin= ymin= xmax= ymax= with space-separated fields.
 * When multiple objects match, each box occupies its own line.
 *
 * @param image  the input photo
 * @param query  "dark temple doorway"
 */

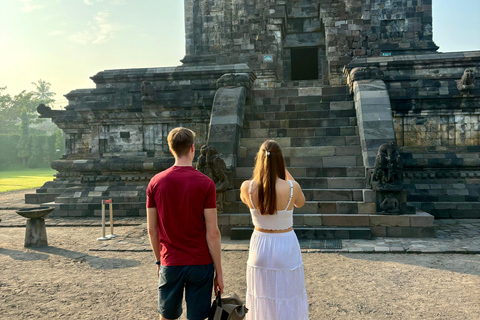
xmin=291 ymin=47 xmax=319 ymax=81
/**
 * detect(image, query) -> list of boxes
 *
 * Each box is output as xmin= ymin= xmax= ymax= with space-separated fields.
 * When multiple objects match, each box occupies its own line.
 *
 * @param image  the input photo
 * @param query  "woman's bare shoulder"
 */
xmin=240 ymin=179 xmax=252 ymax=192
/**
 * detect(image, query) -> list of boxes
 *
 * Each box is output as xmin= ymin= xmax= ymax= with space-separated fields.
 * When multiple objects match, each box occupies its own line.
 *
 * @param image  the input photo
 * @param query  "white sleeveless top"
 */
xmin=249 ymin=180 xmax=294 ymax=230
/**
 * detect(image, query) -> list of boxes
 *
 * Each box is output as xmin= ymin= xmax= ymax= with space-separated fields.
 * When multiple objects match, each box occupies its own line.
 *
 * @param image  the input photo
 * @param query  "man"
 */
xmin=146 ymin=127 xmax=224 ymax=320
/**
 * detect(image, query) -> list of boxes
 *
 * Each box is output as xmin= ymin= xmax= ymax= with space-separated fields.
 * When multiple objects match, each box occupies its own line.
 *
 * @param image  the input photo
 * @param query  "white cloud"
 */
xmin=21 ymin=0 xmax=44 ymax=12
xmin=69 ymin=11 xmax=118 ymax=45
xmin=83 ymin=0 xmax=94 ymax=5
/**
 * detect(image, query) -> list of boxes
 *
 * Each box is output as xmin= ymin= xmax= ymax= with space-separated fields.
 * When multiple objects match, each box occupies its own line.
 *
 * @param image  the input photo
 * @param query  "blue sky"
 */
xmin=0 ymin=0 xmax=479 ymax=108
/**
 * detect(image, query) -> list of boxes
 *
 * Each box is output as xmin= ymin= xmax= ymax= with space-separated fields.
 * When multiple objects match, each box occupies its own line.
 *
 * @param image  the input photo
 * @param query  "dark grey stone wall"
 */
xmin=346 ymin=51 xmax=480 ymax=218
xmin=183 ymin=0 xmax=438 ymax=84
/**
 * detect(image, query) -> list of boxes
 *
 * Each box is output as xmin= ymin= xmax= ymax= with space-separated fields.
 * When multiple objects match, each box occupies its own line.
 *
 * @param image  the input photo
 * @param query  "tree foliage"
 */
xmin=31 ymin=79 xmax=56 ymax=105
xmin=0 ymin=81 xmax=62 ymax=169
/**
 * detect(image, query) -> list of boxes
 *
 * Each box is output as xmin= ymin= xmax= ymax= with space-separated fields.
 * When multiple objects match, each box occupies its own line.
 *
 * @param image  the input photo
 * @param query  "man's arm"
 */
xmin=147 ymin=207 xmax=161 ymax=276
xmin=204 ymin=208 xmax=224 ymax=295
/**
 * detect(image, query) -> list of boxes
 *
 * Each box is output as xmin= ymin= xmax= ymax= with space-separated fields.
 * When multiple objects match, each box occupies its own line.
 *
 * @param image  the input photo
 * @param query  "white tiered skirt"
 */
xmin=246 ymin=230 xmax=309 ymax=320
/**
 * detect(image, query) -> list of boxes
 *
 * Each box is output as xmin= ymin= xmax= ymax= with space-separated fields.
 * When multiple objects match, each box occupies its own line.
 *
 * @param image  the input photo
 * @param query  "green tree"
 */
xmin=0 ymin=88 xmax=40 ymax=134
xmin=17 ymin=108 xmax=31 ymax=166
xmin=27 ymin=134 xmax=43 ymax=168
xmin=31 ymin=79 xmax=55 ymax=105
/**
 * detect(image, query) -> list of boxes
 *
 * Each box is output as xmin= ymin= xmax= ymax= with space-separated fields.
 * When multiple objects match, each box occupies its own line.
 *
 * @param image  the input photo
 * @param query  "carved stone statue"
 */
xmin=371 ymin=141 xmax=403 ymax=190
xmin=369 ymin=141 xmax=412 ymax=215
xmin=379 ymin=195 xmax=400 ymax=214
xmin=196 ymin=145 xmax=232 ymax=193
xmin=457 ymin=69 xmax=476 ymax=94
xmin=141 ymin=81 xmax=156 ymax=103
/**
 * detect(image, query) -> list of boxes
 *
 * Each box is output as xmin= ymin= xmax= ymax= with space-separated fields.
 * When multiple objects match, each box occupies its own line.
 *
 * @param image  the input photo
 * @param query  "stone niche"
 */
xmin=27 ymin=64 xmax=254 ymax=217
xmin=183 ymin=0 xmax=438 ymax=84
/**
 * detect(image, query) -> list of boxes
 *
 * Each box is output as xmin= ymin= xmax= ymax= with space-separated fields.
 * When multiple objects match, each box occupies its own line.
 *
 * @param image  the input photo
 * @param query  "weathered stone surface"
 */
xmin=24 ymin=218 xmax=48 ymax=247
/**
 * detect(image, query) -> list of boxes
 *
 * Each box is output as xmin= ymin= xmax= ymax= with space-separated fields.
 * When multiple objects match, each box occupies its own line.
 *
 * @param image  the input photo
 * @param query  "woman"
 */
xmin=240 ymin=140 xmax=309 ymax=320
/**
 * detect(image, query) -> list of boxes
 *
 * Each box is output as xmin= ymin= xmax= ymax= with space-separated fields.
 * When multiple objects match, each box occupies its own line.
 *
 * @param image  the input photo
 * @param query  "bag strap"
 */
xmin=217 ymin=291 xmax=222 ymax=307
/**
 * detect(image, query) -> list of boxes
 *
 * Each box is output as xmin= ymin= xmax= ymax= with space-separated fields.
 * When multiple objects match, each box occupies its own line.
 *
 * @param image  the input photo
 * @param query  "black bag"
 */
xmin=208 ymin=291 xmax=248 ymax=320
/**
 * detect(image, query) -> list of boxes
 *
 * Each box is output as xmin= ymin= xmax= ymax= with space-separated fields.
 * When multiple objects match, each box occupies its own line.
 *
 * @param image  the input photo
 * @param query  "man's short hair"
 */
xmin=167 ymin=127 xmax=196 ymax=157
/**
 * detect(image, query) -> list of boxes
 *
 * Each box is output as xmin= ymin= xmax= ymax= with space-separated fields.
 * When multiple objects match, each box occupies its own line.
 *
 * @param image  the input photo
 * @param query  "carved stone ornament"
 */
xmin=196 ymin=145 xmax=233 ymax=193
xmin=141 ymin=81 xmax=156 ymax=103
xmin=370 ymin=141 xmax=404 ymax=191
xmin=37 ymin=103 xmax=52 ymax=115
xmin=346 ymin=66 xmax=384 ymax=94
xmin=457 ymin=69 xmax=476 ymax=94
xmin=379 ymin=194 xmax=400 ymax=214
xmin=216 ymin=73 xmax=255 ymax=90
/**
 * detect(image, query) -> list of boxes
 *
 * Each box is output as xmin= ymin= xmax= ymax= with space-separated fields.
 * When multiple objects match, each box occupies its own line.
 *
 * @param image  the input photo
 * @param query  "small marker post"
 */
xmin=105 ymin=199 xmax=116 ymax=239
xmin=97 ymin=200 xmax=108 ymax=241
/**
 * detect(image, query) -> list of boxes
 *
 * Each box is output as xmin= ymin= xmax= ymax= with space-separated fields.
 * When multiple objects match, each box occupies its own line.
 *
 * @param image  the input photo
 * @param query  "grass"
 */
xmin=0 ymin=168 xmax=56 ymax=193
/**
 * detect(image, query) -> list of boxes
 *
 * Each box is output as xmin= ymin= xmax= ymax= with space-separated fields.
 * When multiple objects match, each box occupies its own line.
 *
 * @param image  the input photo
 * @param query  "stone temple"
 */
xmin=29 ymin=0 xmax=479 ymax=239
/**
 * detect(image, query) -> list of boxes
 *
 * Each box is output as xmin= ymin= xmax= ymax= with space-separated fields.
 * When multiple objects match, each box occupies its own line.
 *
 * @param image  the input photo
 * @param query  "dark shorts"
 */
xmin=158 ymin=263 xmax=214 ymax=320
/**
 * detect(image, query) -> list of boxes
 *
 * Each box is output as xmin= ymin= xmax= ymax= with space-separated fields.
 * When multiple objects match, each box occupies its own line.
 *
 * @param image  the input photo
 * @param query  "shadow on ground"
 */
xmin=340 ymin=253 xmax=480 ymax=277
xmin=0 ymin=248 xmax=49 ymax=261
xmin=24 ymin=246 xmax=143 ymax=270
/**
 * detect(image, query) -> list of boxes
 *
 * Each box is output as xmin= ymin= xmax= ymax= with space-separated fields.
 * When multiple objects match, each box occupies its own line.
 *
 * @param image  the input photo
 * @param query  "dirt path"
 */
xmin=1 ymin=226 xmax=480 ymax=319
xmin=0 ymin=188 xmax=36 ymax=210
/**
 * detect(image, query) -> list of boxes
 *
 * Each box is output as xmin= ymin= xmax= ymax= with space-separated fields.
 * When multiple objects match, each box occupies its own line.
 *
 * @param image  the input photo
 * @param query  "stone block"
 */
xmin=363 ymin=189 xmax=376 ymax=203
xmin=293 ymin=215 xmax=304 ymax=225
xmin=358 ymin=202 xmax=376 ymax=214
xmin=217 ymin=214 xmax=230 ymax=226
xmin=322 ymin=214 xmax=370 ymax=227
xmin=303 ymin=214 xmax=323 ymax=226
xmin=370 ymin=226 xmax=387 ymax=237
xmin=370 ymin=215 xmax=410 ymax=227
xmin=336 ymin=202 xmax=358 ymax=214
xmin=386 ymin=227 xmax=403 ymax=237
xmin=230 ymin=214 xmax=251 ymax=225
xmin=230 ymin=228 xmax=253 ymax=240
xmin=409 ymin=212 xmax=434 ymax=227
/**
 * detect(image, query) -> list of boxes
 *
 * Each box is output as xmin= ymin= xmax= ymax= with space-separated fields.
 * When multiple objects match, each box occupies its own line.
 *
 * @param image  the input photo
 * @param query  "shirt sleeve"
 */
xmin=146 ymin=182 xmax=156 ymax=208
xmin=204 ymin=180 xmax=217 ymax=209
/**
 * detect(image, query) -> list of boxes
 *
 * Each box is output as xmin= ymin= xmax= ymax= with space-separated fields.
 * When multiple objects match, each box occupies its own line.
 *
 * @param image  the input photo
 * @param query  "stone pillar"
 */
xmin=25 ymin=218 xmax=48 ymax=247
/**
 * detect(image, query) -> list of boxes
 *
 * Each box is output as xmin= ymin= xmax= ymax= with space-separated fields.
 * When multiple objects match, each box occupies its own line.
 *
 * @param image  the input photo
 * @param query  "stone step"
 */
xmin=224 ymin=188 xmax=372 ymax=202
xmin=239 ymin=136 xmax=360 ymax=148
xmin=234 ymin=166 xmax=366 ymax=179
xmin=254 ymin=95 xmax=351 ymax=107
xmin=244 ymin=109 xmax=356 ymax=121
xmin=234 ymin=177 xmax=365 ymax=189
xmin=230 ymin=227 xmax=371 ymax=240
xmin=242 ymin=146 xmax=362 ymax=158
xmin=243 ymin=117 xmax=358 ymax=129
xmin=241 ymin=126 xmax=358 ymax=139
xmin=237 ymin=155 xmax=363 ymax=168
xmin=223 ymin=200 xmax=375 ymax=214
xmin=246 ymin=101 xmax=354 ymax=113
xmin=252 ymin=86 xmax=349 ymax=98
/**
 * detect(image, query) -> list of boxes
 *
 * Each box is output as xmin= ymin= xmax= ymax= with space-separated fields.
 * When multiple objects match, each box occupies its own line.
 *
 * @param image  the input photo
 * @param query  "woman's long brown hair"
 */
xmin=251 ymin=140 xmax=286 ymax=215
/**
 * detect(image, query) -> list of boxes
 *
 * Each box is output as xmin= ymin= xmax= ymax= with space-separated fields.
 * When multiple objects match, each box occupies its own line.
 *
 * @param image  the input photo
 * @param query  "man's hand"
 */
xmin=214 ymin=273 xmax=224 ymax=296
xmin=157 ymin=264 xmax=160 ymax=278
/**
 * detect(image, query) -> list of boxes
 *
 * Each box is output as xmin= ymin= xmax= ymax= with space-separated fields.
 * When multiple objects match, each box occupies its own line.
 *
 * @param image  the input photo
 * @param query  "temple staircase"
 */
xmin=223 ymin=83 xmax=376 ymax=240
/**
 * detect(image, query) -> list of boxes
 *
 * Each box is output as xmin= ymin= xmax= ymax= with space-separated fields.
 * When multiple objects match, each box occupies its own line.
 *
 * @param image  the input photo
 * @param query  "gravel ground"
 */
xmin=1 ymin=226 xmax=480 ymax=320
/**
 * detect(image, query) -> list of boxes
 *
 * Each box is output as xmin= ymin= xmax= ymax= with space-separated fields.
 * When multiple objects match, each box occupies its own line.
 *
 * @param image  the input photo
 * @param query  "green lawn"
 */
xmin=0 ymin=168 xmax=56 ymax=193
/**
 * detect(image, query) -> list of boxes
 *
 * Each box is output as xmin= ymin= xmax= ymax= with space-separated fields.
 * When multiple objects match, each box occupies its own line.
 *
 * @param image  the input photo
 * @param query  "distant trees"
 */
xmin=0 ymin=81 xmax=63 ymax=170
